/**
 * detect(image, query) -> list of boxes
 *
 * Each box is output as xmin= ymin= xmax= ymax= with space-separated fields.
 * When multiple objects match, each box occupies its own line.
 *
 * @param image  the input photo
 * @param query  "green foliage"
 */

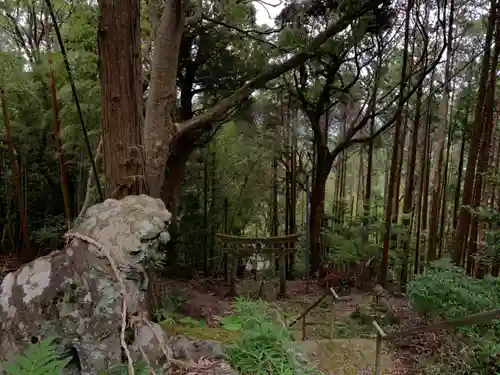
xmin=0 ymin=337 xmax=71 ymax=375
xmin=408 ymin=259 xmax=500 ymax=375
xmin=322 ymin=211 xmax=383 ymax=266
xmin=408 ymin=258 xmax=500 ymax=320
xmin=277 ymin=27 xmax=308 ymax=50
xmin=101 ymin=361 xmax=152 ymax=375
xmin=178 ymin=316 xmax=207 ymax=328
xmin=0 ymin=337 xmax=157 ymax=375
xmin=470 ymin=207 xmax=500 ymax=269
xmin=225 ymin=298 xmax=320 ymax=375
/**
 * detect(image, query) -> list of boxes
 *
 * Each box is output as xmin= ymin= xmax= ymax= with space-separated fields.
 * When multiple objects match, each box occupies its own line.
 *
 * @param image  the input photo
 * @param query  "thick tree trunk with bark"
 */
xmin=99 ymin=0 xmax=145 ymax=198
xmin=309 ymin=145 xmax=333 ymax=275
xmin=143 ymin=0 xmax=185 ymax=198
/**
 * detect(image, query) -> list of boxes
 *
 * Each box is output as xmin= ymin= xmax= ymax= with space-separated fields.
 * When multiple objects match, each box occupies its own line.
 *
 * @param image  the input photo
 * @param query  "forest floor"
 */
xmin=159 ymin=277 xmax=441 ymax=375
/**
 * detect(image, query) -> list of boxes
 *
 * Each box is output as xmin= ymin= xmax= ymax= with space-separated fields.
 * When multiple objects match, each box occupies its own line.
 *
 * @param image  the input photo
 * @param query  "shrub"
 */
xmin=407 ymin=258 xmax=500 ymax=374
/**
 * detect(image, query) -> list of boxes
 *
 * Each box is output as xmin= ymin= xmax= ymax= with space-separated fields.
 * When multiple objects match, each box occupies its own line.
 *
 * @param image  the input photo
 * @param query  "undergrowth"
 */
xmin=223 ymin=298 xmax=321 ymax=375
xmin=0 ymin=338 xmax=71 ymax=375
xmin=407 ymin=258 xmax=500 ymax=375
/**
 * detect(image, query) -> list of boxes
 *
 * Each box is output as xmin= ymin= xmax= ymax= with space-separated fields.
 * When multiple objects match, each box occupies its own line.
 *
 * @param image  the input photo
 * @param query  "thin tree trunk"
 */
xmin=453 ymin=0 xmax=496 ymax=265
xmin=379 ymin=0 xmax=412 ymax=286
xmin=400 ymin=65 xmax=425 ymax=288
xmin=453 ymin=122 xmax=467 ymax=230
xmin=78 ymin=138 xmax=103 ymax=219
xmin=427 ymin=0 xmax=455 ymax=263
xmin=438 ymin=86 xmax=456 ymax=257
xmin=47 ymin=30 xmax=72 ymax=227
xmin=466 ymin=13 xmax=500 ymax=275
xmin=415 ymin=75 xmax=434 ymax=274
xmin=0 ymin=88 xmax=32 ymax=258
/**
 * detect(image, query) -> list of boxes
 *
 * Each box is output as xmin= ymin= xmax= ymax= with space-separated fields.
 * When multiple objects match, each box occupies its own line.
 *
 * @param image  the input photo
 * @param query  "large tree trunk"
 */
xmin=99 ymin=0 xmax=145 ymax=198
xmin=309 ymin=145 xmax=333 ymax=275
xmin=143 ymin=0 xmax=185 ymax=198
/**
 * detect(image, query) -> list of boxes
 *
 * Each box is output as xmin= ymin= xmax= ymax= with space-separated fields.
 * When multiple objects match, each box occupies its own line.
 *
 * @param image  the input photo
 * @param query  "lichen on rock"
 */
xmin=0 ymin=195 xmax=173 ymax=375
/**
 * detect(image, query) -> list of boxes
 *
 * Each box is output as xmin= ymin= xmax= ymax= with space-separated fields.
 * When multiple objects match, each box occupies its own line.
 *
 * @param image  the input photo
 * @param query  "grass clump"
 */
xmin=224 ymin=298 xmax=320 ymax=375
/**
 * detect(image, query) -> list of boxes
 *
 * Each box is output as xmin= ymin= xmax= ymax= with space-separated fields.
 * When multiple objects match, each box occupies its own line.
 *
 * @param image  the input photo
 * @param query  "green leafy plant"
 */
xmin=178 ymin=316 xmax=207 ymax=327
xmin=408 ymin=258 xmax=500 ymax=375
xmin=0 ymin=337 xmax=71 ymax=375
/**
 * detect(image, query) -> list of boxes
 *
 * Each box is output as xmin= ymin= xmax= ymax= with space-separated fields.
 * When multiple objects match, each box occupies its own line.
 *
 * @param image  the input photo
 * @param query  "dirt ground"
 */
xmin=157 ymin=277 xmax=427 ymax=375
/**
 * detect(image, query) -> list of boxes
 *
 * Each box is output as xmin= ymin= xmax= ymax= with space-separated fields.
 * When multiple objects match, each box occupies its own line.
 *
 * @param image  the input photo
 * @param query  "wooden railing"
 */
xmin=372 ymin=308 xmax=500 ymax=375
xmin=288 ymin=287 xmax=340 ymax=340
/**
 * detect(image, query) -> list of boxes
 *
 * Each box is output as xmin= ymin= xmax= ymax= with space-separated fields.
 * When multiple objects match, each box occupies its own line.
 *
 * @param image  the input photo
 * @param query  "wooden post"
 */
xmin=374 ymin=333 xmax=382 ymax=375
xmin=372 ymin=321 xmax=386 ymax=375
xmin=330 ymin=302 xmax=335 ymax=339
xmin=279 ymin=246 xmax=286 ymax=298
xmin=330 ymin=288 xmax=339 ymax=339
xmin=302 ymin=315 xmax=306 ymax=340
xmin=229 ymin=247 xmax=238 ymax=296
xmin=224 ymin=252 xmax=228 ymax=282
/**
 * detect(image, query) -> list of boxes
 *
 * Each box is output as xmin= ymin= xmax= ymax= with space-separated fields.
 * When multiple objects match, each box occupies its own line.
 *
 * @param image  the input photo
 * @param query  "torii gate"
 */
xmin=216 ymin=233 xmax=302 ymax=297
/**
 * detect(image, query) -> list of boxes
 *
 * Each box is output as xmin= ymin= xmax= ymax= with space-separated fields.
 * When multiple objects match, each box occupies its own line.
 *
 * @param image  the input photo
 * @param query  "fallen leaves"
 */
xmin=172 ymin=356 xmax=216 ymax=375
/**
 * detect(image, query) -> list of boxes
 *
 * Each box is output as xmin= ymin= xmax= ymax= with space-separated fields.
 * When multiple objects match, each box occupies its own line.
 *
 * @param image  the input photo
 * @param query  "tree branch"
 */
xmin=177 ymin=0 xmax=386 ymax=135
xmin=329 ymin=37 xmax=447 ymax=161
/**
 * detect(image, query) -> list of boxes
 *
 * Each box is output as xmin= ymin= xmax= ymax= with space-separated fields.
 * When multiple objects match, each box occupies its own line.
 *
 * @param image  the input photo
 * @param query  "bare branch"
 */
xmin=202 ymin=15 xmax=288 ymax=52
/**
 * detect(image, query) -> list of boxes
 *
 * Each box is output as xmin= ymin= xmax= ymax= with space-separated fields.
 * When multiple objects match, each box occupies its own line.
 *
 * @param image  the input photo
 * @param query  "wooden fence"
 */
xmin=288 ymin=287 xmax=340 ymax=340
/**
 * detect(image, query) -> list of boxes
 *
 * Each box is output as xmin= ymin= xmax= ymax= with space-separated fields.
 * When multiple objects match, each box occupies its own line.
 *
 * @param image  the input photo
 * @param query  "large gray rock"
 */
xmin=170 ymin=335 xmax=239 ymax=375
xmin=0 ymin=195 xmax=172 ymax=374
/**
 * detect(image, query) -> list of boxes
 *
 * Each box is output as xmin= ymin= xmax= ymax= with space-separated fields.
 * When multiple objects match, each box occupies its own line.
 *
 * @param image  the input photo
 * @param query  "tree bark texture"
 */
xmin=99 ymin=0 xmax=145 ymax=198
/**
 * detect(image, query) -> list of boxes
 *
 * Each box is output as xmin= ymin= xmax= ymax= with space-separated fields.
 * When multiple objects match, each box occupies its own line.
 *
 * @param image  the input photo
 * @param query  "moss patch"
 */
xmin=296 ymin=338 xmax=393 ymax=375
xmin=160 ymin=322 xmax=239 ymax=344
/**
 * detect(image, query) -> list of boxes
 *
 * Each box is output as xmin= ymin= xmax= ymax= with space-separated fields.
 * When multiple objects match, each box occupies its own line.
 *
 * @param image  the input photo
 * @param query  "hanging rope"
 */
xmin=44 ymin=0 xmax=104 ymax=202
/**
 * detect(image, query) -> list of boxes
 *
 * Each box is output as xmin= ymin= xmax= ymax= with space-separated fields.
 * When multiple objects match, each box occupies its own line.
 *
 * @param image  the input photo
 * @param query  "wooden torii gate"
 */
xmin=216 ymin=233 xmax=302 ymax=297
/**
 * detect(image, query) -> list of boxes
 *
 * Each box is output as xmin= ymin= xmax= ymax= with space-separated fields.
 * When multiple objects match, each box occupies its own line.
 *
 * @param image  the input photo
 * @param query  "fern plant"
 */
xmin=0 ymin=337 xmax=160 ymax=375
xmin=0 ymin=337 xmax=71 ymax=375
